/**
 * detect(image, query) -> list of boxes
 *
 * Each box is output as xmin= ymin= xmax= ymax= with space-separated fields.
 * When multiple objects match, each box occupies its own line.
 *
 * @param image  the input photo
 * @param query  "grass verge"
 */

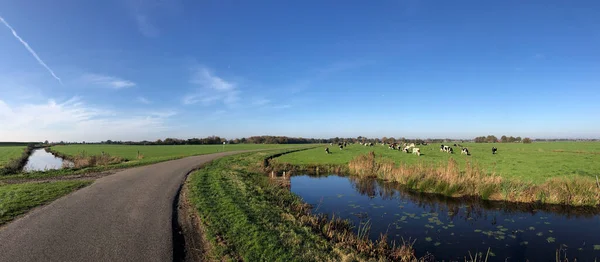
xmin=0 ymin=181 xmax=92 ymax=225
xmin=348 ymin=152 xmax=600 ymax=206
xmin=185 ymin=150 xmax=426 ymax=261
xmin=0 ymin=145 xmax=35 ymax=176
xmin=1 ymin=145 xmax=315 ymax=182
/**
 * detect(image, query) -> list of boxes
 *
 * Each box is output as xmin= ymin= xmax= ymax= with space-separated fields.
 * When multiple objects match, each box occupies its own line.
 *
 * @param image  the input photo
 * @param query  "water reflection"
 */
xmin=23 ymin=149 xmax=72 ymax=172
xmin=291 ymin=174 xmax=600 ymax=261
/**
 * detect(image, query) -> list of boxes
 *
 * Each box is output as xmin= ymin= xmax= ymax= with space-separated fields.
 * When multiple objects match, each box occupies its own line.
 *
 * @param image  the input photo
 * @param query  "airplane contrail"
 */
xmin=0 ymin=16 xmax=62 ymax=84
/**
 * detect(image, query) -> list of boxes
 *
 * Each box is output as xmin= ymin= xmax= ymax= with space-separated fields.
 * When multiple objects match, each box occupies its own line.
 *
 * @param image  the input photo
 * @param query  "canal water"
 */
xmin=23 ymin=149 xmax=72 ymax=172
xmin=291 ymin=174 xmax=600 ymax=261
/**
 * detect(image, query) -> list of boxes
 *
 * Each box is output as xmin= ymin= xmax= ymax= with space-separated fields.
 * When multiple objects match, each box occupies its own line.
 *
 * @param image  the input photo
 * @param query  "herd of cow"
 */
xmin=325 ymin=142 xmax=499 ymax=157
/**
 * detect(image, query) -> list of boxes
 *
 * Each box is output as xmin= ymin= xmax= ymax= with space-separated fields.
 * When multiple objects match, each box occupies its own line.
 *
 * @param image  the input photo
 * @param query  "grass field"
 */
xmin=1 ymin=144 xmax=315 ymax=182
xmin=0 ymin=146 xmax=25 ymax=169
xmin=51 ymin=144 xmax=306 ymax=161
xmin=185 ymin=150 xmax=418 ymax=261
xmin=0 ymin=181 xmax=91 ymax=225
xmin=275 ymin=142 xmax=600 ymax=184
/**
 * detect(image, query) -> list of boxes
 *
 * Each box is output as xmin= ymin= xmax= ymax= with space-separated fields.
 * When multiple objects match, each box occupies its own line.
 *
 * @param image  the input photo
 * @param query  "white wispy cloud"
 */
xmin=81 ymin=73 xmax=136 ymax=89
xmin=126 ymin=0 xmax=181 ymax=37
xmin=134 ymin=14 xmax=159 ymax=37
xmin=0 ymin=16 xmax=62 ymax=84
xmin=0 ymin=97 xmax=174 ymax=141
xmin=136 ymin=96 xmax=152 ymax=104
xmin=183 ymin=67 xmax=240 ymax=107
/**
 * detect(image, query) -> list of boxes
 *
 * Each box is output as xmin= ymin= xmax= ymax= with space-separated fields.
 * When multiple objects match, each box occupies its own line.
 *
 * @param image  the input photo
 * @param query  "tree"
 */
xmin=44 ymin=140 xmax=49 ymax=144
xmin=486 ymin=135 xmax=498 ymax=143
xmin=516 ymin=136 xmax=522 ymax=142
xmin=523 ymin=137 xmax=532 ymax=144
xmin=474 ymin=136 xmax=486 ymax=143
xmin=508 ymin=136 xmax=516 ymax=143
xmin=501 ymin=135 xmax=508 ymax=143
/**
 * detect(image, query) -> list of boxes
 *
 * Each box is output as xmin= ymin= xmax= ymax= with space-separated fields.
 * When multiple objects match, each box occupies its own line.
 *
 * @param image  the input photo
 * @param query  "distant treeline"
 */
xmin=49 ymin=136 xmax=454 ymax=145
xmin=0 ymin=142 xmax=41 ymax=146
xmin=35 ymin=136 xmax=600 ymax=146
xmin=473 ymin=135 xmax=536 ymax=143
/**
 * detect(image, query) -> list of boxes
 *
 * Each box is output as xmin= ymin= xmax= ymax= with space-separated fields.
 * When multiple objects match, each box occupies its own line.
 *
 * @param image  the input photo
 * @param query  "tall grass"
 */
xmin=348 ymin=152 xmax=600 ymax=206
xmin=46 ymin=148 xmax=125 ymax=169
xmin=0 ymin=144 xmax=35 ymax=176
xmin=186 ymin=150 xmax=435 ymax=261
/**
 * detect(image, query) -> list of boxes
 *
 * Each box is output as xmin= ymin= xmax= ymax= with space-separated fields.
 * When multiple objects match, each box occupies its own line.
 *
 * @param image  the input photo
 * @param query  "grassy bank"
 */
xmin=50 ymin=144 xmax=303 ymax=161
xmin=348 ymin=152 xmax=600 ymax=206
xmin=0 ymin=145 xmax=35 ymax=176
xmin=1 ymin=144 xmax=313 ymax=181
xmin=185 ymin=150 xmax=424 ymax=261
xmin=275 ymin=142 xmax=600 ymax=183
xmin=0 ymin=181 xmax=91 ymax=225
xmin=272 ymin=142 xmax=600 ymax=206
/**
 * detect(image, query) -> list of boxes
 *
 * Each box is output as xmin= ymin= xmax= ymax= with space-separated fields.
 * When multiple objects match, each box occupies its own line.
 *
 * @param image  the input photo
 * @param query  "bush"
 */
xmin=523 ymin=137 xmax=532 ymax=144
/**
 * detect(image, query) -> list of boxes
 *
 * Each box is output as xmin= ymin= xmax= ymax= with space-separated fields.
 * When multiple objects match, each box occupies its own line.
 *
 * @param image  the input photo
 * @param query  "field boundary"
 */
xmin=1 ymin=146 xmax=315 ymax=182
xmin=269 ymin=152 xmax=600 ymax=208
xmin=0 ymin=145 xmax=38 ymax=176
xmin=181 ymin=150 xmax=431 ymax=261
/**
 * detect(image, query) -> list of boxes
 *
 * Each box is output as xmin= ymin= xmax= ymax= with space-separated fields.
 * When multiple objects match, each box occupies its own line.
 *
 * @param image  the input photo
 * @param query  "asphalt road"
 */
xmin=0 ymin=151 xmax=254 ymax=262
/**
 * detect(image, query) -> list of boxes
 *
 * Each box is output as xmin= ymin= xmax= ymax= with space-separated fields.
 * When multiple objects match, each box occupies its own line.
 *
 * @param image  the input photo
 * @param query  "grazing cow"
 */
xmin=461 ymin=147 xmax=469 ymax=155
xmin=453 ymin=144 xmax=457 ymax=146
xmin=344 ymin=142 xmax=347 ymax=147
xmin=492 ymin=147 xmax=498 ymax=154
xmin=441 ymin=145 xmax=453 ymax=153
xmin=325 ymin=147 xmax=330 ymax=154
xmin=339 ymin=145 xmax=344 ymax=150
xmin=403 ymin=146 xmax=411 ymax=153
xmin=409 ymin=143 xmax=415 ymax=148
xmin=412 ymin=148 xmax=421 ymax=156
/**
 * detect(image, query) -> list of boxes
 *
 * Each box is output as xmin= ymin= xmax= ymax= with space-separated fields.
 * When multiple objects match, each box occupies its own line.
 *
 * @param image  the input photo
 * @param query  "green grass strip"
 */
xmin=0 ymin=181 xmax=91 ymax=225
xmin=186 ymin=151 xmax=336 ymax=261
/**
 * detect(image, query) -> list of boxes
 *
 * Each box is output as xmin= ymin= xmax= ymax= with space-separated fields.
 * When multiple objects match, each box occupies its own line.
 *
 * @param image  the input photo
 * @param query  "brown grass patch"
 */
xmin=66 ymin=151 xmax=124 ymax=169
xmin=348 ymin=152 xmax=600 ymax=206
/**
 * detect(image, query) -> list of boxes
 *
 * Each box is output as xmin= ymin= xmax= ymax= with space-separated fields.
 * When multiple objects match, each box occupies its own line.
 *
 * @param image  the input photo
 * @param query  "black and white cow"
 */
xmin=325 ymin=147 xmax=330 ymax=154
xmin=339 ymin=144 xmax=344 ymax=150
xmin=441 ymin=145 xmax=453 ymax=153
xmin=461 ymin=147 xmax=469 ymax=155
xmin=492 ymin=147 xmax=498 ymax=154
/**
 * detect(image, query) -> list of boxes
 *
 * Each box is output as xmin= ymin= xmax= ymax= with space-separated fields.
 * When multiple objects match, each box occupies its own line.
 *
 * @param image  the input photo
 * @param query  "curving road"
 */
xmin=0 ymin=150 xmax=256 ymax=262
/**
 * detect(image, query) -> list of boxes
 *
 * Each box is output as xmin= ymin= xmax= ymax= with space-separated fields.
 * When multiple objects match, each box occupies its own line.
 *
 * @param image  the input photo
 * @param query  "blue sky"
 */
xmin=1 ymin=0 xmax=599 ymax=141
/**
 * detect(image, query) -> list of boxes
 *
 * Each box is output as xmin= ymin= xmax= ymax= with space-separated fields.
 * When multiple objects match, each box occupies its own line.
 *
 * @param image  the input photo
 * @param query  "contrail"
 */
xmin=0 ymin=16 xmax=62 ymax=84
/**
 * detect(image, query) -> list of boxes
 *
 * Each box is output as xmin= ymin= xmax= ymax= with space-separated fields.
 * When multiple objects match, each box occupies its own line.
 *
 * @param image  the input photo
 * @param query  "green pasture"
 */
xmin=274 ymin=142 xmax=600 ymax=184
xmin=50 ymin=144 xmax=309 ymax=161
xmin=0 ymin=181 xmax=91 ymax=225
xmin=0 ymin=146 xmax=25 ymax=168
